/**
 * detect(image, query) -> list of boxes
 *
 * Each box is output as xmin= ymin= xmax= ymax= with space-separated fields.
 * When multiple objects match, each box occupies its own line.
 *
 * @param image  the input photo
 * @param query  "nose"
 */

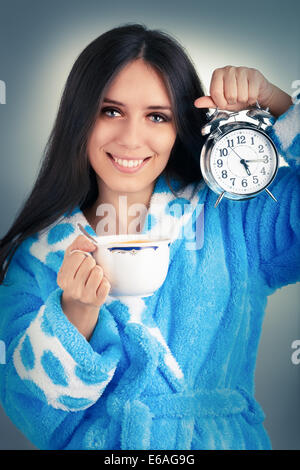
xmin=115 ymin=117 xmax=143 ymax=150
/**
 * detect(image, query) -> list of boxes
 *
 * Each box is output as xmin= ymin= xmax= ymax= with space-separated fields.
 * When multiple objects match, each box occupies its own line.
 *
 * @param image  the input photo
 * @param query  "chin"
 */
xmin=107 ymin=179 xmax=148 ymax=193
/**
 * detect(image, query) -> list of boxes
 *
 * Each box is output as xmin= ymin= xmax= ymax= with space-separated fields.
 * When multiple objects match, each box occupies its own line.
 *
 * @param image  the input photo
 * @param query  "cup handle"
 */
xmin=69 ymin=249 xmax=94 ymax=258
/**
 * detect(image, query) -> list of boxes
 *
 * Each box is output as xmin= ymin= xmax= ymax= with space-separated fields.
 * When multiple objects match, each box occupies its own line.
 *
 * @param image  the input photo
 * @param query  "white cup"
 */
xmin=91 ymin=234 xmax=171 ymax=298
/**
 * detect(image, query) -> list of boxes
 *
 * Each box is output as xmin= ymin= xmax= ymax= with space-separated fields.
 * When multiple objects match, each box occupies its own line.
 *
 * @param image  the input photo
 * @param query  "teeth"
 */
xmin=111 ymin=156 xmax=144 ymax=168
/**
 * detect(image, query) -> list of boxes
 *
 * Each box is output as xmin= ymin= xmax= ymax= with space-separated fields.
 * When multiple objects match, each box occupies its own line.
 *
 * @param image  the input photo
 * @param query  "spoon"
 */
xmin=77 ymin=223 xmax=99 ymax=244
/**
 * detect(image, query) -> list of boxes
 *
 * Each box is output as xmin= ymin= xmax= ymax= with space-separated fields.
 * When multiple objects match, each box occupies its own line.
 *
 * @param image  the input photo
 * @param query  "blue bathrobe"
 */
xmin=0 ymin=103 xmax=299 ymax=450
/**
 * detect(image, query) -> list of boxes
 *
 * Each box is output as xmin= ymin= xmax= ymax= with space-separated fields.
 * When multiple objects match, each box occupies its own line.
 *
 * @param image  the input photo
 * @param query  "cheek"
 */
xmin=87 ymin=137 xmax=98 ymax=168
xmin=152 ymin=129 xmax=177 ymax=155
xmin=91 ymin=118 xmax=117 ymax=143
xmin=87 ymin=125 xmax=110 ymax=160
xmin=163 ymin=134 xmax=176 ymax=160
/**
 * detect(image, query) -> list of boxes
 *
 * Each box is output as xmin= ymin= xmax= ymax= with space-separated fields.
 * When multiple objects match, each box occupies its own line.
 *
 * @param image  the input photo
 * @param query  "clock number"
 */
xmin=237 ymin=135 xmax=246 ymax=144
xmin=258 ymin=144 xmax=264 ymax=153
xmin=230 ymin=178 xmax=235 ymax=186
xmin=263 ymin=155 xmax=269 ymax=163
xmin=260 ymin=167 xmax=266 ymax=175
xmin=220 ymin=148 xmax=228 ymax=157
xmin=227 ymin=139 xmax=234 ymax=148
xmin=251 ymin=137 xmax=255 ymax=145
xmin=217 ymin=159 xmax=223 ymax=168
xmin=253 ymin=176 xmax=259 ymax=184
xmin=241 ymin=179 xmax=248 ymax=187
xmin=222 ymin=170 xmax=228 ymax=179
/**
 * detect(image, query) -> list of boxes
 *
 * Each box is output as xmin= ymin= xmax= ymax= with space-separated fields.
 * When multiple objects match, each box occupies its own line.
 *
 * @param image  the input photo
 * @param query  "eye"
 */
xmin=101 ymin=107 xmax=170 ymax=123
xmin=149 ymin=113 xmax=170 ymax=123
xmin=101 ymin=107 xmax=121 ymax=118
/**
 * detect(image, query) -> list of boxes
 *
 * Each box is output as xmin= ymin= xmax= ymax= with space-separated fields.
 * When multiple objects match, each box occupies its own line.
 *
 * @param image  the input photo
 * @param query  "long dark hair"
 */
xmin=0 ymin=23 xmax=208 ymax=284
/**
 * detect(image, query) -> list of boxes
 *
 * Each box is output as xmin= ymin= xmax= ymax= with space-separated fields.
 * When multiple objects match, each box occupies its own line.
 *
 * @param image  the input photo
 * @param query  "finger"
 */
xmin=236 ymin=68 xmax=249 ymax=105
xmin=69 ymin=249 xmax=94 ymax=258
xmin=194 ymin=96 xmax=216 ymax=108
xmin=85 ymin=264 xmax=104 ymax=290
xmin=57 ymin=251 xmax=90 ymax=288
xmin=96 ymin=275 xmax=111 ymax=301
xmin=73 ymin=255 xmax=97 ymax=287
xmin=248 ymin=70 xmax=261 ymax=105
xmin=81 ymin=265 xmax=106 ymax=306
xmin=65 ymin=234 xmax=97 ymax=257
xmin=209 ymin=68 xmax=228 ymax=109
xmin=223 ymin=66 xmax=237 ymax=105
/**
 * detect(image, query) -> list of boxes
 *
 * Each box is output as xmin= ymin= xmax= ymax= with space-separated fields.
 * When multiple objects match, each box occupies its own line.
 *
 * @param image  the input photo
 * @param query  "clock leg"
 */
xmin=214 ymin=192 xmax=225 ymax=208
xmin=264 ymin=188 xmax=277 ymax=202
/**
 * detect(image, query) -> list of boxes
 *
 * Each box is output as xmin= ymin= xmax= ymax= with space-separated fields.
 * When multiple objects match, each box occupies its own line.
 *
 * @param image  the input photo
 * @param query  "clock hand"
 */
xmin=229 ymin=148 xmax=251 ymax=176
xmin=245 ymin=166 xmax=251 ymax=176
xmin=240 ymin=159 xmax=251 ymax=176
xmin=244 ymin=159 xmax=265 ymax=163
xmin=230 ymin=147 xmax=243 ymax=161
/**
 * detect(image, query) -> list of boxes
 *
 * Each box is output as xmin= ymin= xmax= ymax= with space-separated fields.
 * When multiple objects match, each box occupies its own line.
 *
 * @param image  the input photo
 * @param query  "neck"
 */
xmin=84 ymin=181 xmax=155 ymax=236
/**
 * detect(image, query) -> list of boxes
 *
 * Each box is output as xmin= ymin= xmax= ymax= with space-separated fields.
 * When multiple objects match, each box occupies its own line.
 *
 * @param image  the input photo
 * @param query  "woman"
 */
xmin=0 ymin=23 xmax=299 ymax=450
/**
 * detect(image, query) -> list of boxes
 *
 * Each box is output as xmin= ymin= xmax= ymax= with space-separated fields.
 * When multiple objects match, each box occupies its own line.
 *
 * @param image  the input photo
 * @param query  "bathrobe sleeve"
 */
xmin=0 ymin=239 xmax=121 ymax=449
xmin=243 ymin=102 xmax=300 ymax=291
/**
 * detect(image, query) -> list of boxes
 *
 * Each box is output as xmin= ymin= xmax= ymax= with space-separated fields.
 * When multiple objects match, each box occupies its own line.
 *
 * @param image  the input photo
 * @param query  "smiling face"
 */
xmin=87 ymin=59 xmax=177 ymax=205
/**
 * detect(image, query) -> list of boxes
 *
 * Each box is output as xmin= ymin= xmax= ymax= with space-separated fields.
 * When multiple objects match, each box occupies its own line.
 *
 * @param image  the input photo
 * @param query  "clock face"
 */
xmin=210 ymin=127 xmax=278 ymax=195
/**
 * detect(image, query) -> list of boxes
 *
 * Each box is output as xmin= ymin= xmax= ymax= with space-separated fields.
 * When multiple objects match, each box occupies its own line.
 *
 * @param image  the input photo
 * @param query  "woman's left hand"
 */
xmin=194 ymin=66 xmax=292 ymax=117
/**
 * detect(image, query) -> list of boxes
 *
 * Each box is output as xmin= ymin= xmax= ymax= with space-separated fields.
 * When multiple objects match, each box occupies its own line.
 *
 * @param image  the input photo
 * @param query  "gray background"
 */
xmin=0 ymin=0 xmax=299 ymax=450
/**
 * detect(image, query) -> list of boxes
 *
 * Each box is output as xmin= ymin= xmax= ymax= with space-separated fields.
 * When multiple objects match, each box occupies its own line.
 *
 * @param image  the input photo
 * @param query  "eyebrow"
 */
xmin=103 ymin=98 xmax=172 ymax=111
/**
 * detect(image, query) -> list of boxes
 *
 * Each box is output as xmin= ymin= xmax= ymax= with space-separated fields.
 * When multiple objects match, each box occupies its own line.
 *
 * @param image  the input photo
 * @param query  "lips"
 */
xmin=110 ymin=153 xmax=149 ymax=161
xmin=106 ymin=153 xmax=152 ymax=173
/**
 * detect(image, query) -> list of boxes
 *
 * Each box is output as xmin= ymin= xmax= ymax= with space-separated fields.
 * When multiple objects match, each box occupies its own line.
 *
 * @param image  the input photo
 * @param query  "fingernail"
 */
xmin=88 ymin=243 xmax=97 ymax=249
xmin=85 ymin=240 xmax=97 ymax=248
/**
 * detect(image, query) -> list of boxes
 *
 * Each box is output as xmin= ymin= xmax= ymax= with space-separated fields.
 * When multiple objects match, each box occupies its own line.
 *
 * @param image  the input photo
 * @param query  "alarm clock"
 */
xmin=200 ymin=102 xmax=279 ymax=207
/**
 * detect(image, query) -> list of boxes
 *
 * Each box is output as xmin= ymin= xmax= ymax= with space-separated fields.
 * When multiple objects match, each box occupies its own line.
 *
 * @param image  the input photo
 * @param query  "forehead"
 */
xmin=104 ymin=59 xmax=172 ymax=106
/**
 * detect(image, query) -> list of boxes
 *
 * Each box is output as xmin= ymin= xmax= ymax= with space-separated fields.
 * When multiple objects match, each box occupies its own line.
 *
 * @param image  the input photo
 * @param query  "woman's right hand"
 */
xmin=57 ymin=235 xmax=111 ymax=340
